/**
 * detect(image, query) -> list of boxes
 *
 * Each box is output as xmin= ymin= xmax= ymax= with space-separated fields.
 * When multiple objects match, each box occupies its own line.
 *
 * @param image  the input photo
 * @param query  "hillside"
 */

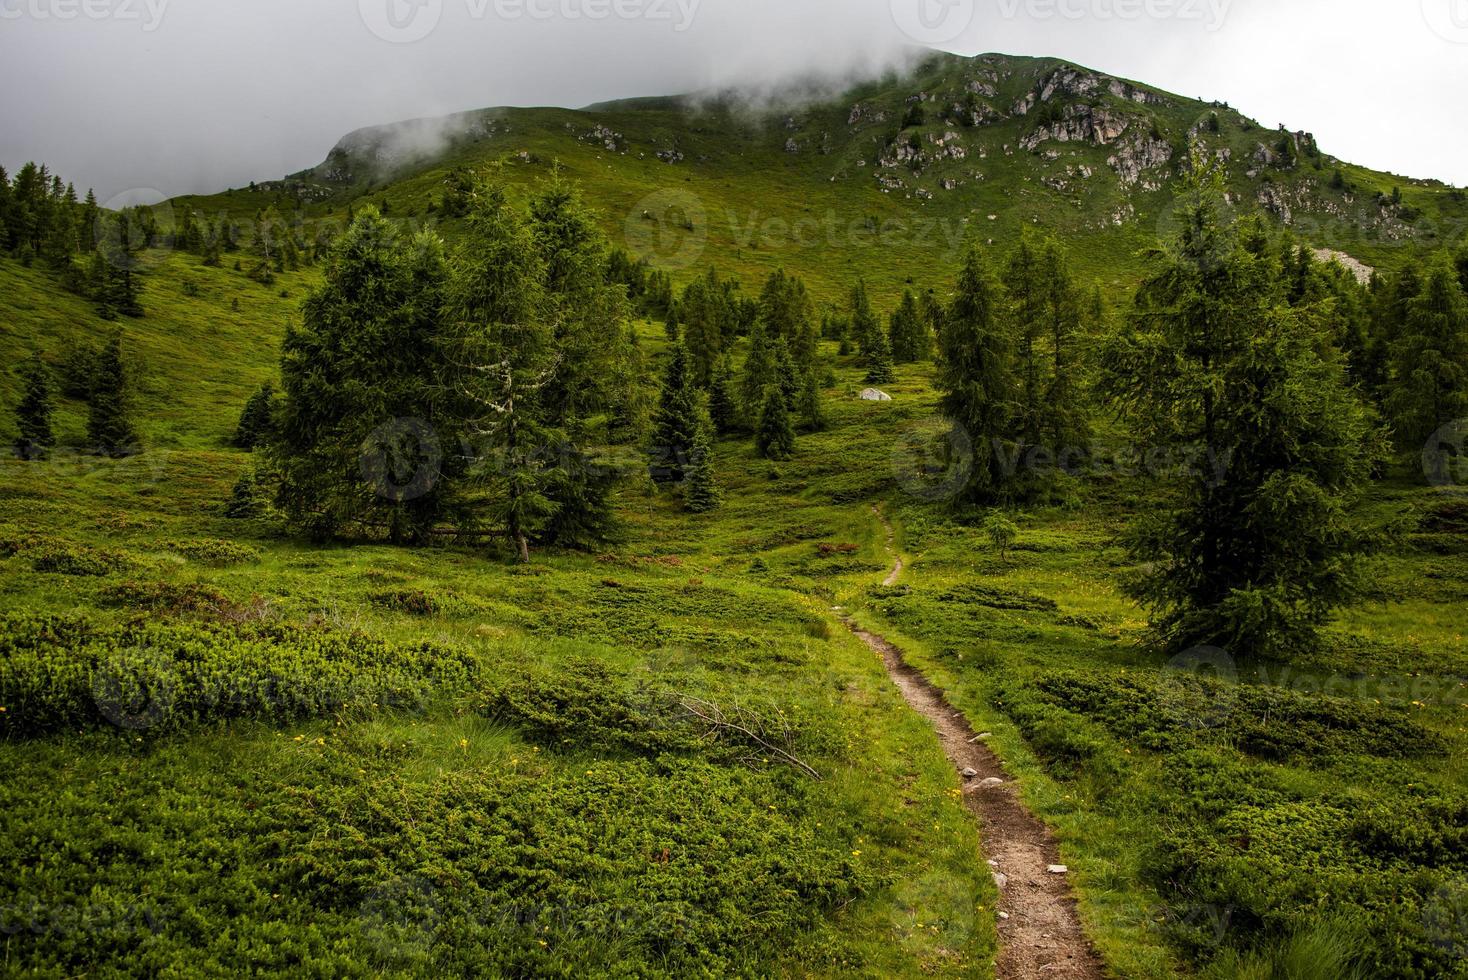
xmin=170 ymin=50 xmax=1468 ymax=307
xmin=2 ymin=45 xmax=1467 ymax=980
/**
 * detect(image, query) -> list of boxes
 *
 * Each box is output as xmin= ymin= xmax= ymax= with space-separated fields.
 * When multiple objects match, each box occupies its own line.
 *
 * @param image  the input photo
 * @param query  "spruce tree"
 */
xmin=449 ymin=183 xmax=561 ymax=562
xmin=864 ymin=325 xmax=895 ymax=385
xmin=799 ymin=371 xmax=827 ymax=432
xmin=105 ymin=211 xmax=144 ymax=317
xmin=888 ymin=289 xmax=930 ymax=363
xmin=87 ymin=332 xmax=139 ymax=457
xmin=1385 ymin=256 xmax=1468 ymax=451
xmin=650 ymin=344 xmax=700 ymax=483
xmin=850 ymin=280 xmax=882 ymax=363
xmin=707 ymin=358 xmax=739 ymax=435
xmin=755 ymin=385 xmax=795 ymax=460
xmin=233 ymin=382 xmax=277 ymax=449
xmin=1101 ymin=172 xmax=1385 ymax=659
xmin=274 ymin=208 xmax=459 ymax=544
xmin=937 ymin=247 xmax=1014 ymax=503
xmin=740 ymin=321 xmax=778 ymax=418
xmin=683 ymin=414 xmax=721 ymax=513
xmin=14 ymin=353 xmax=55 ymax=460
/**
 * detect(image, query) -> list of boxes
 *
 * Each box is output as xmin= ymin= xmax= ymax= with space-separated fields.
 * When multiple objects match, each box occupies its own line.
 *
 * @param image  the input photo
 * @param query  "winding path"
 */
xmin=847 ymin=505 xmax=1106 ymax=980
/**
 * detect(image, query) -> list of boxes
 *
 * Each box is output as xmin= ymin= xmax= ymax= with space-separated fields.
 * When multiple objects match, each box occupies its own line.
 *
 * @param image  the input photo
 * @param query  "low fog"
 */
xmin=1 ymin=0 xmax=1464 ymax=201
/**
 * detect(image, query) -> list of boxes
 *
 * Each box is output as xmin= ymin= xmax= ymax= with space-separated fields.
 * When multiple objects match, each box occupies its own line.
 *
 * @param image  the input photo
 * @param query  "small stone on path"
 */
xmin=962 ymin=767 xmax=979 ymax=778
xmin=1047 ymin=865 xmax=1069 ymax=875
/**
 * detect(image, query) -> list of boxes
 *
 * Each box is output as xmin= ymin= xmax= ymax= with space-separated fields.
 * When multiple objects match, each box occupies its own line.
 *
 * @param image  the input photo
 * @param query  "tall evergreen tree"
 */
xmin=650 ymin=344 xmax=700 ymax=483
xmin=529 ymin=173 xmax=638 ymax=436
xmin=233 ymin=382 xmax=277 ymax=449
xmin=14 ymin=353 xmax=55 ymax=460
xmin=888 ymin=289 xmax=931 ymax=363
xmin=1101 ymin=173 xmax=1385 ymax=658
xmin=1385 ymin=256 xmax=1468 ymax=450
xmin=937 ymin=247 xmax=1014 ymax=503
xmin=707 ymin=358 xmax=739 ymax=435
xmin=850 ymin=280 xmax=882 ymax=363
xmin=755 ymin=385 xmax=795 ymax=460
xmin=273 ymin=208 xmax=459 ymax=544
xmin=86 ymin=332 xmax=139 ymax=457
xmin=104 ymin=211 xmax=144 ymax=317
xmin=864 ymin=324 xmax=895 ymax=385
xmin=449 ymin=184 xmax=562 ymax=563
xmin=683 ymin=413 xmax=721 ymax=513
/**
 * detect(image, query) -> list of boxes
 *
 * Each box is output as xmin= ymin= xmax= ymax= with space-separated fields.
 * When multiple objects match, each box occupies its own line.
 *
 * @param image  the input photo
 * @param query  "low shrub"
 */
xmin=166 ymin=538 xmax=262 ymax=567
xmin=0 ymin=613 xmax=479 ymax=737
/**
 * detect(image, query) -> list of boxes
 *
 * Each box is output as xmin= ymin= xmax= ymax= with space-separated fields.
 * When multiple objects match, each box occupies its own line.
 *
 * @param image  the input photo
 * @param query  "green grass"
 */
xmin=0 ymin=345 xmax=999 ymax=975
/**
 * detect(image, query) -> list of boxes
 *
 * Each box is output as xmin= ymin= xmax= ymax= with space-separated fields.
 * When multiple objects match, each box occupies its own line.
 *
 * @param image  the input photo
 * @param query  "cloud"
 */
xmin=0 ymin=0 xmax=1463 ymax=200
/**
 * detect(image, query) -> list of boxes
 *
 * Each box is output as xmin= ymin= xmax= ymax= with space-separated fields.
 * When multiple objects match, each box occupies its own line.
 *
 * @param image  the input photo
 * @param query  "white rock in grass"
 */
xmin=858 ymin=388 xmax=892 ymax=402
xmin=1047 ymin=865 xmax=1069 ymax=875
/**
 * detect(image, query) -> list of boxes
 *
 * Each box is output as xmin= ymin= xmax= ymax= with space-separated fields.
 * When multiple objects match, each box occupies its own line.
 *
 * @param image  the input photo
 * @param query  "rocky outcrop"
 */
xmin=1107 ymin=134 xmax=1174 ymax=185
xmin=1312 ymin=248 xmax=1374 ymax=284
xmin=1020 ymin=104 xmax=1131 ymax=151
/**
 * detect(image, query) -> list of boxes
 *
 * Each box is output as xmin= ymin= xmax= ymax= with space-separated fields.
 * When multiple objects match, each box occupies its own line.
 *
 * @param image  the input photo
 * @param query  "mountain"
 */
xmin=171 ymin=50 xmax=1468 ymax=305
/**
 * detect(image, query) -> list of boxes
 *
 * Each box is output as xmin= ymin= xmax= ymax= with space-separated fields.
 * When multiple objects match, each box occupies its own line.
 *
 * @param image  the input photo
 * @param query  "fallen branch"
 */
xmin=674 ymin=695 xmax=822 ymax=781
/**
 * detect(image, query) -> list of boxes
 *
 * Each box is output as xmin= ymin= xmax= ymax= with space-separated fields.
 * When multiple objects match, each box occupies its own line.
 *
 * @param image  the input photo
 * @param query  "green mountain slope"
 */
xmin=178 ymin=50 xmax=1467 ymax=303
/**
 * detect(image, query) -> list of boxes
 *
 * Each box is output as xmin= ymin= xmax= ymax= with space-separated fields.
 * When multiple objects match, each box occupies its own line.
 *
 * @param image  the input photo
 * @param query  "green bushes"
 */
xmin=0 ymin=745 xmax=874 ymax=978
xmin=165 ymin=538 xmax=262 ymax=567
xmin=99 ymin=580 xmax=236 ymax=615
xmin=989 ymin=667 xmax=1465 ymax=978
xmin=0 ymin=613 xmax=478 ymax=736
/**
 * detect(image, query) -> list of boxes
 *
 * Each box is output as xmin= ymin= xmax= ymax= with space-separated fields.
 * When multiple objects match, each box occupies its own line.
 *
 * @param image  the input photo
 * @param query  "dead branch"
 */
xmin=675 ymin=695 xmax=821 ymax=781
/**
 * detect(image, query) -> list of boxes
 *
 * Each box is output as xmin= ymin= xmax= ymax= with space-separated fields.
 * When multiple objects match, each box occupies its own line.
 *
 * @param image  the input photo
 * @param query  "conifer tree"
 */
xmin=1385 ymin=256 xmax=1468 ymax=450
xmin=936 ymin=247 xmax=1013 ymax=503
xmin=683 ymin=413 xmax=721 ymax=513
xmin=799 ymin=371 xmax=827 ymax=432
xmin=850 ymin=280 xmax=882 ymax=363
xmin=449 ymin=184 xmax=561 ymax=562
xmin=888 ymin=289 xmax=931 ymax=362
xmin=78 ymin=189 xmax=99 ymax=253
xmin=864 ymin=325 xmax=895 ymax=385
xmin=105 ymin=211 xmax=144 ymax=317
xmin=740 ymin=320 xmax=778 ymax=417
xmin=14 ymin=353 xmax=55 ymax=460
xmin=1101 ymin=171 xmax=1385 ymax=658
xmin=707 ymin=358 xmax=739 ymax=435
xmin=650 ymin=344 xmax=700 ymax=483
xmin=87 ymin=331 xmax=139 ymax=457
xmin=274 ymin=208 xmax=459 ymax=544
xmin=233 ymin=382 xmax=277 ymax=449
xmin=755 ymin=385 xmax=795 ymax=460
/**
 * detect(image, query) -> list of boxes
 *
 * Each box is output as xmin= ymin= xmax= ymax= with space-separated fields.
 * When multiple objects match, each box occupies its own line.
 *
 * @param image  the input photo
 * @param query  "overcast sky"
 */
xmin=1 ymin=0 xmax=1464 ymax=202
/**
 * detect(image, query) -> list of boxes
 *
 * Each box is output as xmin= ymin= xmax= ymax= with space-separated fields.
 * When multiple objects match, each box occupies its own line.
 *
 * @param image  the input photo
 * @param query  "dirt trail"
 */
xmin=850 ymin=505 xmax=1106 ymax=980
